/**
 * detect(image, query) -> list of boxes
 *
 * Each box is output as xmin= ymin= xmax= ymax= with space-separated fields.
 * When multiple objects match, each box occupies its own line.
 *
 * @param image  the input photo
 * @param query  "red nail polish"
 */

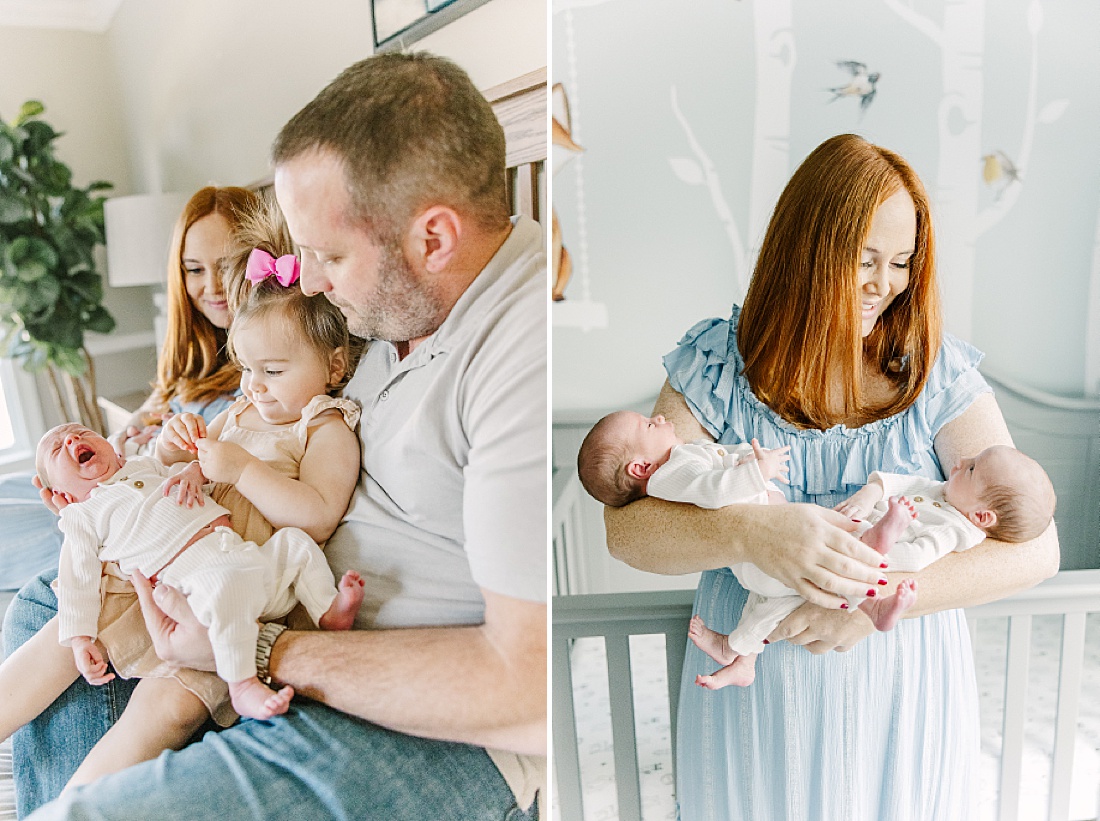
xmin=840 ymin=603 xmax=849 ymax=609
xmin=878 ymin=578 xmax=888 ymax=585
xmin=867 ymin=589 xmax=876 ymax=598
xmin=762 ymin=640 xmax=770 ymax=645
xmin=880 ymin=563 xmax=888 ymax=569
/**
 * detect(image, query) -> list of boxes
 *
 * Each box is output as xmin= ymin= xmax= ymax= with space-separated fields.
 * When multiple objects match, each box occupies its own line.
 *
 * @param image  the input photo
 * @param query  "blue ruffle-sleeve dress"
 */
xmin=664 ymin=307 xmax=992 ymax=821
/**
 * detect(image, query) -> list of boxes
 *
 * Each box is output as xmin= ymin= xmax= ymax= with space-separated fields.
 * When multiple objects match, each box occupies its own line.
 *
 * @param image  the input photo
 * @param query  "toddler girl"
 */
xmin=0 ymin=202 xmax=363 ymax=790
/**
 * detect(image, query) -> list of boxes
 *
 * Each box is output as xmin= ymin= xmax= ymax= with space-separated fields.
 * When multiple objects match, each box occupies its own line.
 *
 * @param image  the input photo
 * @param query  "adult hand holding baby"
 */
xmin=131 ymin=570 xmax=216 ymax=673
xmin=737 ymin=503 xmax=888 ymax=610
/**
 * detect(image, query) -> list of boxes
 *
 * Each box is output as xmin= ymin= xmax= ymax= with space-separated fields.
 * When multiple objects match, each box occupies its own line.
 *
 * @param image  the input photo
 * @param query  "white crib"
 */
xmin=552 ymin=572 xmax=1100 ymax=821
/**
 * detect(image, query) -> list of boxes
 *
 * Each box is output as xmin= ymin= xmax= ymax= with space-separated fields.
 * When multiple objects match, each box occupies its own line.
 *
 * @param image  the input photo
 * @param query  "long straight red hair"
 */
xmin=151 ymin=186 xmax=261 ymax=408
xmin=738 ymin=134 xmax=941 ymax=430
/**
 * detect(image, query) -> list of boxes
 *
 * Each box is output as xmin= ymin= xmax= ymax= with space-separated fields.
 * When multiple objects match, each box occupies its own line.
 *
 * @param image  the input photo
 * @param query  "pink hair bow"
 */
xmin=245 ymin=248 xmax=300 ymax=287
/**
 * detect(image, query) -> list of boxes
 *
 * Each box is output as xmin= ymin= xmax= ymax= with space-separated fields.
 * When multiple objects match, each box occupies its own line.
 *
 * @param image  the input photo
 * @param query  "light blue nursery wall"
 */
xmin=552 ymin=0 xmax=1100 ymax=413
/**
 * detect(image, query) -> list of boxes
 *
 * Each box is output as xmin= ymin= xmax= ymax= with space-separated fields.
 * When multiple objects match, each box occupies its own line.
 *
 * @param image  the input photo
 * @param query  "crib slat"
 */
xmin=664 ymin=620 xmax=688 ymax=781
xmin=606 ymin=633 xmax=643 ymax=821
xmin=552 ymin=635 xmax=585 ymax=821
xmin=998 ymin=614 xmax=1032 ymax=821
xmin=1048 ymin=612 xmax=1087 ymax=821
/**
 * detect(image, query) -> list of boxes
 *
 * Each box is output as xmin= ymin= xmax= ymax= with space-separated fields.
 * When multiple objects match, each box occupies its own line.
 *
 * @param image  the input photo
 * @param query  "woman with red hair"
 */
xmin=607 ymin=134 xmax=1059 ymax=820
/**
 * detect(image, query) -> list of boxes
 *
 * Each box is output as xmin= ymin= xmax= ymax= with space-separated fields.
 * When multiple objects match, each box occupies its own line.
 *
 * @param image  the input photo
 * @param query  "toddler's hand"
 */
xmin=196 ymin=439 xmax=252 ymax=484
xmin=72 ymin=637 xmax=115 ymax=685
xmin=161 ymin=413 xmax=207 ymax=455
xmin=750 ymin=439 xmax=791 ymax=484
xmin=163 ymin=462 xmax=206 ymax=508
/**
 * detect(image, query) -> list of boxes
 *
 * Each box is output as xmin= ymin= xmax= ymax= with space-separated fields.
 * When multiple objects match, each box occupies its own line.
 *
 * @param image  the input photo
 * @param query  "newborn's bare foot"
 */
xmin=859 ymin=579 xmax=918 ymax=632
xmin=319 ymin=571 xmax=365 ymax=631
xmin=861 ymin=496 xmax=916 ymax=556
xmin=696 ymin=653 xmax=758 ymax=690
xmin=689 ymin=614 xmax=737 ymax=666
xmin=229 ymin=677 xmax=294 ymax=719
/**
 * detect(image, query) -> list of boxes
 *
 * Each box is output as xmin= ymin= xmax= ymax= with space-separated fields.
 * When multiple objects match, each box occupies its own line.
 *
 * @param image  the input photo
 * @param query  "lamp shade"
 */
xmin=104 ymin=192 xmax=190 ymax=287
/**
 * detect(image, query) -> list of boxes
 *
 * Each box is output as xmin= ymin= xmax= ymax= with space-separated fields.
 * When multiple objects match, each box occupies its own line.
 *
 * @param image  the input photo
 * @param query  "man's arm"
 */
xmin=269 ymin=588 xmax=546 ymax=755
xmin=133 ymin=575 xmax=546 ymax=755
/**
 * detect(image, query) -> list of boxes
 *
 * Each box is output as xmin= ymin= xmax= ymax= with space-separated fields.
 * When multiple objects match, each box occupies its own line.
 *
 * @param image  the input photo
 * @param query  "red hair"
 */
xmin=152 ymin=186 xmax=261 ymax=408
xmin=738 ymin=134 xmax=941 ymax=429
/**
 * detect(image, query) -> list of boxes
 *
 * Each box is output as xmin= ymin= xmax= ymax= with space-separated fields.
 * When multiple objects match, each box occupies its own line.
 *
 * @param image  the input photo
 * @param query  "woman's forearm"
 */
xmin=605 ymin=497 xmax=759 ymax=575
xmin=606 ymin=498 xmax=889 ymax=608
xmin=898 ymin=521 xmax=1060 ymax=617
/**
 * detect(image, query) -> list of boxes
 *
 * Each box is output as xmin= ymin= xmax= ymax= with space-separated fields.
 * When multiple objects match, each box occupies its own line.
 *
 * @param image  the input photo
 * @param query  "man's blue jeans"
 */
xmin=5 ymin=571 xmax=536 ymax=820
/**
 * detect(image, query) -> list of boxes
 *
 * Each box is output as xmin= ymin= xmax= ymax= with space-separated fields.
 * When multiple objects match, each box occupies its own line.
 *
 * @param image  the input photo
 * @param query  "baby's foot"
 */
xmin=689 ymin=615 xmax=737 ymax=666
xmin=319 ymin=571 xmax=365 ymax=631
xmin=861 ymin=496 xmax=916 ymax=556
xmin=859 ymin=579 xmax=918 ymax=632
xmin=229 ymin=677 xmax=295 ymax=720
xmin=696 ymin=653 xmax=758 ymax=690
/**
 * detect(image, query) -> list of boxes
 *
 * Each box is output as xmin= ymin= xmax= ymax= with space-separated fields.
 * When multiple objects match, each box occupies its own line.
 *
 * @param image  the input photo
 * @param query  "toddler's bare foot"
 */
xmin=318 ymin=570 xmax=365 ymax=631
xmin=861 ymin=496 xmax=916 ymax=556
xmin=696 ymin=653 xmax=758 ymax=690
xmin=859 ymin=579 xmax=918 ymax=632
xmin=689 ymin=614 xmax=737 ymax=666
xmin=229 ymin=677 xmax=294 ymax=719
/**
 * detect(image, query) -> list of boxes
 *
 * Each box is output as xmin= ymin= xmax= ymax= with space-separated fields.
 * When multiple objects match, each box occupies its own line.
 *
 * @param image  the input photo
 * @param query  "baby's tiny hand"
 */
xmin=750 ymin=439 xmax=791 ymax=484
xmin=164 ymin=463 xmax=206 ymax=508
xmin=834 ymin=485 xmax=881 ymax=519
xmin=72 ymin=637 xmax=115 ymax=686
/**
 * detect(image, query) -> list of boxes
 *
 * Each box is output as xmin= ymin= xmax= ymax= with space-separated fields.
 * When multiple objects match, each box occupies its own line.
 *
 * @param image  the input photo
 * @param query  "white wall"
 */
xmin=0 ymin=0 xmax=546 ymax=440
xmin=106 ymin=0 xmax=547 ymax=193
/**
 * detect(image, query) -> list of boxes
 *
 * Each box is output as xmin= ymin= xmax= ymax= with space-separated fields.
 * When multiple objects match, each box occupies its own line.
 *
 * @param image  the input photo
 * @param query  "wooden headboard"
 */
xmin=485 ymin=67 xmax=547 ymax=225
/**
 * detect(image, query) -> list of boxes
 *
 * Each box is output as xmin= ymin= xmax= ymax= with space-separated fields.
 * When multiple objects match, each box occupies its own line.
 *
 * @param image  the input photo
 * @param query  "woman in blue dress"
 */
xmin=2 ymin=185 xmax=260 ymax=815
xmin=606 ymin=134 xmax=1059 ymax=820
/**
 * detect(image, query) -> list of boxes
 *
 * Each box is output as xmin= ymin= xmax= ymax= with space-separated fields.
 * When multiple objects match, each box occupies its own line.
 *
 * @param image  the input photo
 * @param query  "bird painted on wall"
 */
xmin=828 ymin=61 xmax=880 ymax=115
xmin=981 ymin=150 xmax=1022 ymax=199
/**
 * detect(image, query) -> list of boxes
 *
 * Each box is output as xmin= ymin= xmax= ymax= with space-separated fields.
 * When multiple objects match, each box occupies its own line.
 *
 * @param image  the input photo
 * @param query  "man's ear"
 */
xmin=328 ymin=346 xmax=348 ymax=387
xmin=409 ymin=206 xmax=461 ymax=274
xmin=969 ymin=508 xmax=997 ymax=530
xmin=625 ymin=459 xmax=656 ymax=481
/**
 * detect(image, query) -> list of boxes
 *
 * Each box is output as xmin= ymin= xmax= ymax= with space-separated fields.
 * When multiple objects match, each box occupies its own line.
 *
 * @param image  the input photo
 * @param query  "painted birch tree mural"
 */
xmin=884 ymin=0 xmax=1066 ymax=340
xmin=669 ymin=0 xmax=795 ymax=306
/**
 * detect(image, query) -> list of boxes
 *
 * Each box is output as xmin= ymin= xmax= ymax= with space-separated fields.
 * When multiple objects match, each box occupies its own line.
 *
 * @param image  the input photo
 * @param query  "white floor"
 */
xmin=557 ymin=613 xmax=1100 ymax=821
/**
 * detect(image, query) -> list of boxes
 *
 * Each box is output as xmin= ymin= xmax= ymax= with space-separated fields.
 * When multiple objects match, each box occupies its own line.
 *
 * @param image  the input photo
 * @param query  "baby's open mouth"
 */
xmin=76 ymin=445 xmax=94 ymax=464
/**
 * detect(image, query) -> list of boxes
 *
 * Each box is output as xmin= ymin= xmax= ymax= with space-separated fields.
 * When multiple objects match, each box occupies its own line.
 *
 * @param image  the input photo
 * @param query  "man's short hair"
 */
xmin=272 ymin=52 xmax=510 ymax=238
xmin=577 ymin=414 xmax=647 ymax=508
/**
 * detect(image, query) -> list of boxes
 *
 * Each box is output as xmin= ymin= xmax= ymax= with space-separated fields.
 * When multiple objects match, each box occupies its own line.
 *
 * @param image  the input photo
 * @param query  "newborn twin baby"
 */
xmin=578 ymin=410 xmax=1056 ymax=690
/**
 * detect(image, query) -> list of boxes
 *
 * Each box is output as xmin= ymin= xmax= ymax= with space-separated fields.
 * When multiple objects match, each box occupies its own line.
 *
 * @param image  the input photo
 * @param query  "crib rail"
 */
xmin=552 ymin=570 xmax=1100 ymax=821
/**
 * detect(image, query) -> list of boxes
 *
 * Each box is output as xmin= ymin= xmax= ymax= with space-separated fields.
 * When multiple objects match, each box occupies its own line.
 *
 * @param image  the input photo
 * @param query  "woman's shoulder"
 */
xmin=662 ymin=308 xmax=750 ymax=440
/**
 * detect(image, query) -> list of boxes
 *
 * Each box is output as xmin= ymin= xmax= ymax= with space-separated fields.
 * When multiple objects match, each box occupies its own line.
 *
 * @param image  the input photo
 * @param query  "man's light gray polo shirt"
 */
xmin=326 ymin=215 xmax=547 ymax=630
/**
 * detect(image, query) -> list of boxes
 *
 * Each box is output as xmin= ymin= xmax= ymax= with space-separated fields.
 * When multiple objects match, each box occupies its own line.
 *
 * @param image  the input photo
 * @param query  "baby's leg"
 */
xmin=861 ymin=496 xmax=916 ymax=556
xmin=228 ymin=677 xmax=295 ymax=720
xmin=65 ymin=676 xmax=209 ymax=789
xmin=696 ymin=654 xmax=758 ymax=690
xmin=859 ymin=579 xmax=918 ymax=632
xmin=0 ymin=615 xmax=80 ymax=742
xmin=688 ymin=614 xmax=738 ymax=666
xmin=318 ymin=571 xmax=366 ymax=631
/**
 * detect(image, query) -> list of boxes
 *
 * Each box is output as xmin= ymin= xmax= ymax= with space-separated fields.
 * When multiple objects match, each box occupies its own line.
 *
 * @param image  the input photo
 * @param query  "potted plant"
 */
xmin=0 ymin=100 xmax=115 ymax=433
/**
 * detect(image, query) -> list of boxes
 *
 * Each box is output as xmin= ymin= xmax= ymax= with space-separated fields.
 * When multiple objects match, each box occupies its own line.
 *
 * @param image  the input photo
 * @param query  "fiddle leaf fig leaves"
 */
xmin=0 ymin=100 xmax=114 ymax=376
